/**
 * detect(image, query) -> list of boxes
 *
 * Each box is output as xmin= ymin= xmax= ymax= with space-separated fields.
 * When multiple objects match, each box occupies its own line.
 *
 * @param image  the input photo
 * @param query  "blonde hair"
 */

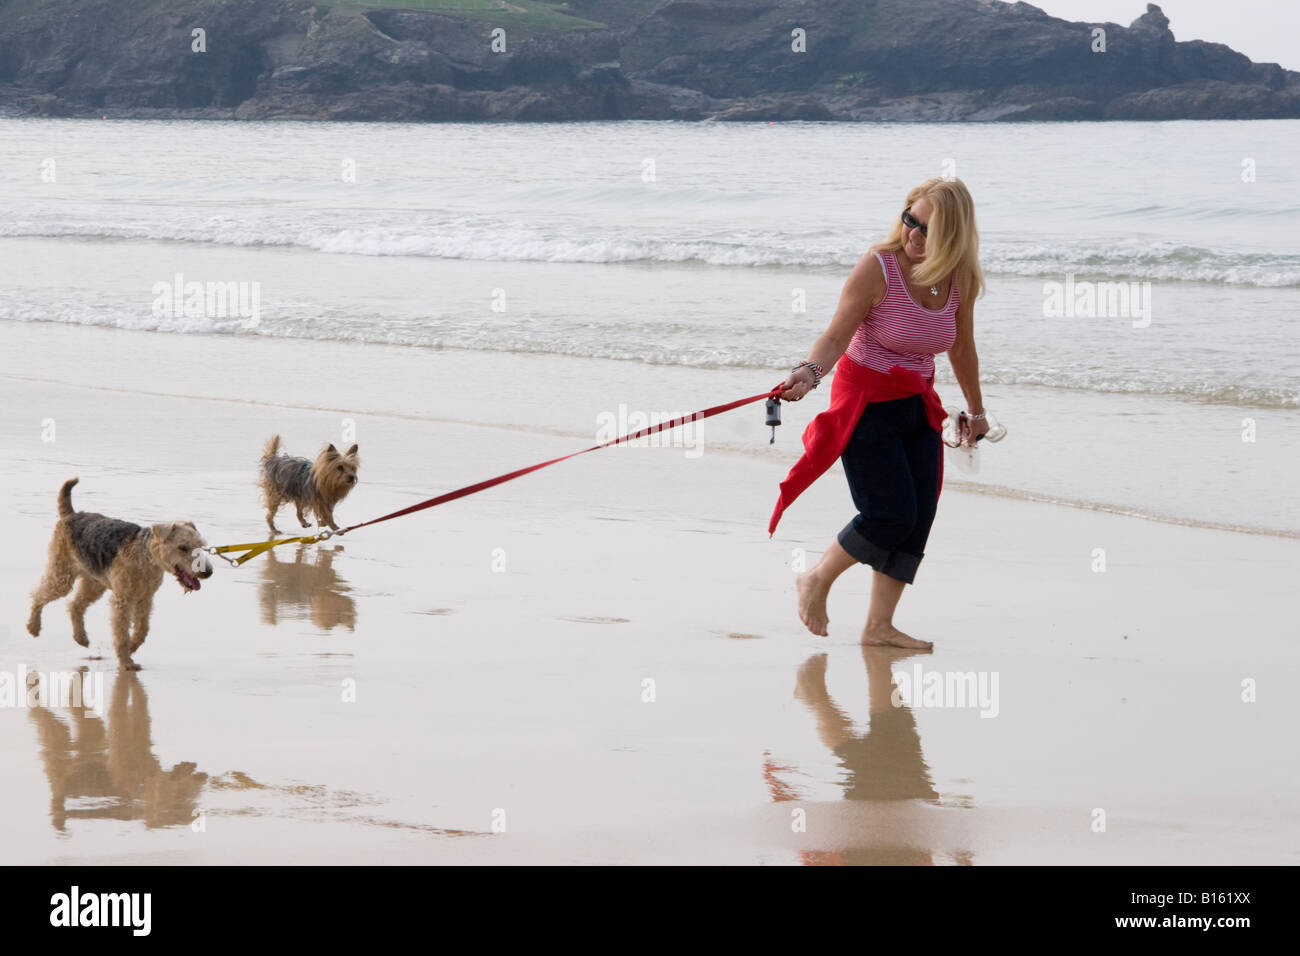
xmin=871 ymin=177 xmax=985 ymax=299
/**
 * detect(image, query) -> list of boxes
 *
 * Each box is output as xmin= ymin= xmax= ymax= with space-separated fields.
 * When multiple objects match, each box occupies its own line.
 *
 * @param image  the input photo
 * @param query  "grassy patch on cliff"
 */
xmin=330 ymin=0 xmax=605 ymax=31
xmin=0 ymin=0 xmax=605 ymax=32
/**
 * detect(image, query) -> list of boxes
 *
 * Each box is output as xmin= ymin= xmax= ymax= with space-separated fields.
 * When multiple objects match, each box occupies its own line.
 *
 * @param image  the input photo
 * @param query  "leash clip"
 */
xmin=203 ymin=546 xmax=242 ymax=568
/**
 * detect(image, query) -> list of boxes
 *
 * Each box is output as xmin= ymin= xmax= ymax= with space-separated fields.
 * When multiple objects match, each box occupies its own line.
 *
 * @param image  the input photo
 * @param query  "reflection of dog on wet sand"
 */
xmin=27 ymin=670 xmax=207 ymax=831
xmin=260 ymin=545 xmax=357 ymax=631
xmin=28 ymin=671 xmax=482 ymax=842
xmin=260 ymin=435 xmax=360 ymax=534
xmin=26 ymin=478 xmax=214 ymax=671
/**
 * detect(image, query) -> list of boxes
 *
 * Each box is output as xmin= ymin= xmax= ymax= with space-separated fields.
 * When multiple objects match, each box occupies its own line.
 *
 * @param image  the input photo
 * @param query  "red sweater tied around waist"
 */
xmin=768 ymin=356 xmax=947 ymax=536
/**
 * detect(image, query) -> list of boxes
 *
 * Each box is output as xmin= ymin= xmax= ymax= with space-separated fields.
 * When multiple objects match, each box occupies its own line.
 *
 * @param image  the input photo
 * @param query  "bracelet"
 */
xmin=967 ymin=411 xmax=986 ymax=421
xmin=792 ymin=360 xmax=823 ymax=388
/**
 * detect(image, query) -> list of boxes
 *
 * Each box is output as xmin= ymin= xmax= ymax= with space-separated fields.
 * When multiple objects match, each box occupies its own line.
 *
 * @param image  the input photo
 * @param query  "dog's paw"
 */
xmin=72 ymin=632 xmax=90 ymax=648
xmin=27 ymin=619 xmax=41 ymax=637
xmin=118 ymin=659 xmax=141 ymax=672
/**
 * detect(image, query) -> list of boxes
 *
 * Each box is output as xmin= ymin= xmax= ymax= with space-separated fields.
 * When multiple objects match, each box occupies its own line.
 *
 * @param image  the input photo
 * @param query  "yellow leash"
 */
xmin=207 ymin=529 xmax=337 ymax=567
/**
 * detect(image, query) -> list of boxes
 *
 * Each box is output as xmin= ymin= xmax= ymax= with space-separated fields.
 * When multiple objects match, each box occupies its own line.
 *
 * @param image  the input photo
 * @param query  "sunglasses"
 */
xmin=901 ymin=208 xmax=928 ymax=237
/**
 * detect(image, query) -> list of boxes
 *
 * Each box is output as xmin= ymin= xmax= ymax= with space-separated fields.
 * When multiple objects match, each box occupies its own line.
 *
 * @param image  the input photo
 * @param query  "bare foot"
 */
xmin=861 ymin=621 xmax=933 ymax=650
xmin=796 ymin=571 xmax=829 ymax=636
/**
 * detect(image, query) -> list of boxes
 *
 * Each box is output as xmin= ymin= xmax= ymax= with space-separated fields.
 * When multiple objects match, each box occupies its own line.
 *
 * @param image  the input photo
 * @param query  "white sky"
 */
xmin=1028 ymin=1 xmax=1300 ymax=70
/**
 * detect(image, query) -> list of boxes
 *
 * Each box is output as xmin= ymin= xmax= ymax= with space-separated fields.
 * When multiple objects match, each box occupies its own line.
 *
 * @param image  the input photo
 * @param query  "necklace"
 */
xmin=901 ymin=249 xmax=940 ymax=298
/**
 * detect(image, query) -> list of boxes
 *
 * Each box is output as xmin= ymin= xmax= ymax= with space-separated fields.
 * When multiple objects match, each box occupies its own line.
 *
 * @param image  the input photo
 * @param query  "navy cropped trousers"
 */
xmin=836 ymin=393 xmax=942 ymax=585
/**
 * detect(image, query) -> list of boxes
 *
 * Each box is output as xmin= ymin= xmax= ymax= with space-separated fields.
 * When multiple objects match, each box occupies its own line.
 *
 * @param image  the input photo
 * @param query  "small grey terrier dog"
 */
xmin=260 ymin=435 xmax=360 ymax=534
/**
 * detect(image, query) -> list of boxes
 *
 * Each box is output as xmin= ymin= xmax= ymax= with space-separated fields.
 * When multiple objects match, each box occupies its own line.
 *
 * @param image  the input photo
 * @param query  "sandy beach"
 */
xmin=2 ymin=321 xmax=1296 ymax=865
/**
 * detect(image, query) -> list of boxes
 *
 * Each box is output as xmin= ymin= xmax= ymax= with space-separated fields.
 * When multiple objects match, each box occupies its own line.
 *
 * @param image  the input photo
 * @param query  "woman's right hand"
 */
xmin=779 ymin=367 xmax=817 ymax=402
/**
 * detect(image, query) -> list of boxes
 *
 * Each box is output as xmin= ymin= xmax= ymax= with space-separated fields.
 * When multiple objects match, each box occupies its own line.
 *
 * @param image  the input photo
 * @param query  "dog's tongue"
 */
xmin=175 ymin=567 xmax=202 ymax=593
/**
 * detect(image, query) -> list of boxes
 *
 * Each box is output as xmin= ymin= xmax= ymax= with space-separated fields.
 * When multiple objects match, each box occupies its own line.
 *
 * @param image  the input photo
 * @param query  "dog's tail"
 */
xmin=58 ymin=477 xmax=79 ymax=517
xmin=261 ymin=434 xmax=282 ymax=466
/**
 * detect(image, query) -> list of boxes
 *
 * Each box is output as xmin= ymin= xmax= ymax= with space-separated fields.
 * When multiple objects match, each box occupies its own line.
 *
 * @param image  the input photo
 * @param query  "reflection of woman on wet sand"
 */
xmin=794 ymin=650 xmax=938 ymax=803
xmin=764 ymin=649 xmax=963 ymax=866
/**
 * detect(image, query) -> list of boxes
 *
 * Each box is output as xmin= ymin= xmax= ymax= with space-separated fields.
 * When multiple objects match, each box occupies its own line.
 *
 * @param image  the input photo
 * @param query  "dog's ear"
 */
xmin=151 ymin=522 xmax=175 ymax=543
xmin=325 ymin=444 xmax=339 ymax=457
xmin=345 ymin=444 xmax=359 ymax=457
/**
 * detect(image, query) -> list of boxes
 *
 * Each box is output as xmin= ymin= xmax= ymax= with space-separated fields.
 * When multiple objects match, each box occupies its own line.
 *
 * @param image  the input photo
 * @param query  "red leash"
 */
xmin=336 ymin=384 xmax=788 ymax=536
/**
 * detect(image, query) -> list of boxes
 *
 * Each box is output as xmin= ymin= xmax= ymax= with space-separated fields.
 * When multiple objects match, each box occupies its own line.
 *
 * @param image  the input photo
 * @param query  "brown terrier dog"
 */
xmin=260 ymin=435 xmax=360 ymax=534
xmin=27 ymin=478 xmax=214 ymax=671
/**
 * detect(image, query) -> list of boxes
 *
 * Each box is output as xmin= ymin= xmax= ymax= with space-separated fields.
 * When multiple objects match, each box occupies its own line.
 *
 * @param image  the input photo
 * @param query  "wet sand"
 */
xmin=2 ymin=325 xmax=1297 ymax=865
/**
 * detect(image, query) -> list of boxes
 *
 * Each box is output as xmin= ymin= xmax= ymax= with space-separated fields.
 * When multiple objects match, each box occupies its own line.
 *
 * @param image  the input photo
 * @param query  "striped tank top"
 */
xmin=844 ymin=250 xmax=959 ymax=380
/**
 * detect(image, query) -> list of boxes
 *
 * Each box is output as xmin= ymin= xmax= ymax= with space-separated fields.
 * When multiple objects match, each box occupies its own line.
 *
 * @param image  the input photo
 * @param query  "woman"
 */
xmin=770 ymin=177 xmax=988 ymax=649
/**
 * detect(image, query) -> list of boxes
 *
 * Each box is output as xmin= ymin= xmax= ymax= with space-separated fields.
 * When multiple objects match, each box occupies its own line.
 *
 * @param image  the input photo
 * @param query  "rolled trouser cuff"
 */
xmin=837 ymin=521 xmax=923 ymax=584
